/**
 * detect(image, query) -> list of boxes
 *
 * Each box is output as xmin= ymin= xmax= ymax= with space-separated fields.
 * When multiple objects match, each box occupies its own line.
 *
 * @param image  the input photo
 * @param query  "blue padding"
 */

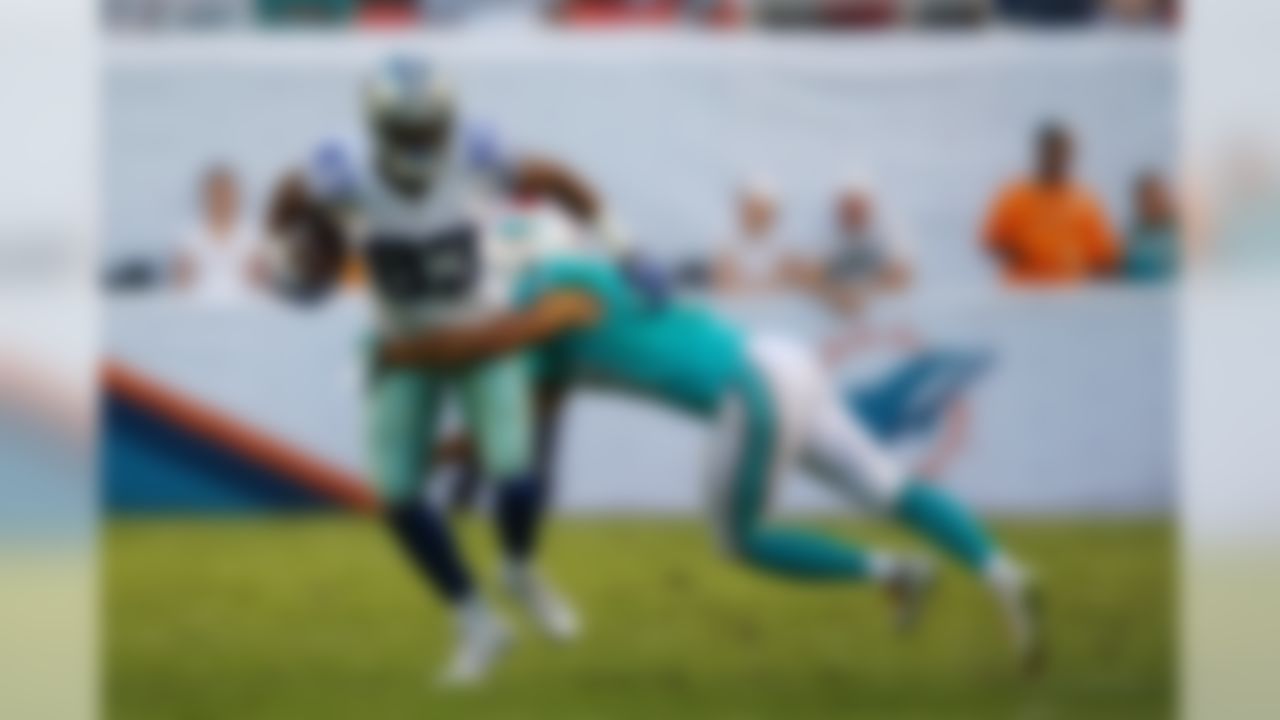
xmin=850 ymin=348 xmax=992 ymax=442
xmin=104 ymin=394 xmax=336 ymax=514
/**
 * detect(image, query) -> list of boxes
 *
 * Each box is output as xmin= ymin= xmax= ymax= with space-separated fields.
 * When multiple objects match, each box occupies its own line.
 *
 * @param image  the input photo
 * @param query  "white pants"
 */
xmin=706 ymin=334 xmax=908 ymax=545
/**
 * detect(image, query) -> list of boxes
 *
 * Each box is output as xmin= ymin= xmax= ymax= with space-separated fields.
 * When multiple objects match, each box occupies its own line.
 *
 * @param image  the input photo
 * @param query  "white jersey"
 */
xmin=304 ymin=121 xmax=522 ymax=336
xmin=179 ymin=221 xmax=259 ymax=306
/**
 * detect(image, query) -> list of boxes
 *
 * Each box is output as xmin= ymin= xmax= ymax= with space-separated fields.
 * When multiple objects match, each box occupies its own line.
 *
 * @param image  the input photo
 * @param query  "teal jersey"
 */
xmin=1124 ymin=225 xmax=1178 ymax=282
xmin=517 ymin=258 xmax=749 ymax=416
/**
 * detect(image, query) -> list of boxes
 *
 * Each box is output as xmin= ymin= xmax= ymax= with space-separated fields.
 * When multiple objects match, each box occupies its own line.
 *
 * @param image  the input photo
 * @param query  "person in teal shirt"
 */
xmin=1124 ymin=172 xmax=1179 ymax=282
xmin=379 ymin=256 xmax=1046 ymax=673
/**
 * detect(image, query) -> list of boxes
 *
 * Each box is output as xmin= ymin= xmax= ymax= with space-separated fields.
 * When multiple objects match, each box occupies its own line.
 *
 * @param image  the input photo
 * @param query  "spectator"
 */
xmin=812 ymin=177 xmax=985 ymax=483
xmin=755 ymin=0 xmax=896 ymax=29
xmin=711 ymin=177 xmax=800 ymax=295
xmin=256 ymin=0 xmax=356 ymax=26
xmin=907 ymin=0 xmax=992 ymax=28
xmin=1123 ymin=171 xmax=1178 ymax=281
xmin=822 ymin=0 xmax=898 ymax=28
xmin=421 ymin=0 xmax=552 ymax=26
xmin=809 ymin=176 xmax=914 ymax=314
xmin=554 ymin=0 xmax=678 ymax=25
xmin=996 ymin=0 xmax=1097 ymax=24
xmin=1101 ymin=0 xmax=1174 ymax=25
xmin=358 ymin=0 xmax=419 ymax=27
xmin=174 ymin=164 xmax=263 ymax=304
xmin=983 ymin=122 xmax=1120 ymax=285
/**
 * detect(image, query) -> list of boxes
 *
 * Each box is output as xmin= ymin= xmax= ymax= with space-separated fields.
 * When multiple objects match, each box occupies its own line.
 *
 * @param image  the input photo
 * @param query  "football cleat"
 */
xmin=991 ymin=563 xmax=1048 ymax=677
xmin=885 ymin=555 xmax=937 ymax=635
xmin=437 ymin=602 xmax=513 ymax=688
xmin=503 ymin=564 xmax=582 ymax=643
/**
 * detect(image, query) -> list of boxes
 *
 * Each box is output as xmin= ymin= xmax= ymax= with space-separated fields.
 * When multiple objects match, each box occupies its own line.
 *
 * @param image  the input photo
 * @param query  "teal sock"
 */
xmin=894 ymin=481 xmax=995 ymax=572
xmin=735 ymin=527 xmax=882 ymax=582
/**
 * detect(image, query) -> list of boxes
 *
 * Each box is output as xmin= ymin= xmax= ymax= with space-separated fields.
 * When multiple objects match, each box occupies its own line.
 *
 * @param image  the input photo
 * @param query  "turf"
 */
xmin=105 ymin=515 xmax=1173 ymax=719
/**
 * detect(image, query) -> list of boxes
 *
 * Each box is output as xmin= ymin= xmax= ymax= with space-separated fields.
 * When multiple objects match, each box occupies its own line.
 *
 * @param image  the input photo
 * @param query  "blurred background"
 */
xmin=103 ymin=0 xmax=1178 ymax=32
xmin=103 ymin=28 xmax=1176 ymax=514
xmin=97 ymin=5 xmax=1177 ymax=719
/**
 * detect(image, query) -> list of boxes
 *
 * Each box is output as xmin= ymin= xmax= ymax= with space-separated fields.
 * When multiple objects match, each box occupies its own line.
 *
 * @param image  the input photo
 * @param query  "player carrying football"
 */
xmin=263 ymin=56 xmax=625 ymax=685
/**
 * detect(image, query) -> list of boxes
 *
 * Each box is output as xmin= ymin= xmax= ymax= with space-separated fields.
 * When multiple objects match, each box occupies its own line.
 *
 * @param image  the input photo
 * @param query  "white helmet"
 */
xmin=363 ymin=55 xmax=456 ymax=193
xmin=485 ymin=200 xmax=584 ymax=276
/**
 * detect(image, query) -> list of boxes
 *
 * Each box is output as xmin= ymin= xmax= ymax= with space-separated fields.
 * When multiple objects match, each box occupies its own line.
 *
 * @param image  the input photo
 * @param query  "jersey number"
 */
xmin=365 ymin=224 xmax=479 ymax=303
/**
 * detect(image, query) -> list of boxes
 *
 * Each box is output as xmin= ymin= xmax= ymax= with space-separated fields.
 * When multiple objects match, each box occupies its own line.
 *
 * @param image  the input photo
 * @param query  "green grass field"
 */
xmin=105 ymin=516 xmax=1173 ymax=719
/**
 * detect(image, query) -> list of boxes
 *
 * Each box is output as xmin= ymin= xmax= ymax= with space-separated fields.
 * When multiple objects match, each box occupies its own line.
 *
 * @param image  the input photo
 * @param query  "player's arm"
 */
xmin=509 ymin=156 xmax=601 ymax=224
xmin=379 ymin=290 xmax=600 ymax=370
xmin=486 ymin=135 xmax=669 ymax=301
xmin=507 ymin=155 xmax=636 ymax=256
xmin=261 ymin=171 xmax=351 ymax=302
xmin=470 ymin=121 xmax=626 ymax=252
xmin=498 ymin=141 xmax=669 ymax=304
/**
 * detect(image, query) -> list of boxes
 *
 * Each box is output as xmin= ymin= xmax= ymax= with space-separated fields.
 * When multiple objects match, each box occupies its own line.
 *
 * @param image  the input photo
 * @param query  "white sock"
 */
xmin=866 ymin=552 xmax=901 ymax=583
xmin=503 ymin=558 xmax=532 ymax=584
xmin=981 ymin=553 xmax=1025 ymax=593
xmin=455 ymin=594 xmax=492 ymax=630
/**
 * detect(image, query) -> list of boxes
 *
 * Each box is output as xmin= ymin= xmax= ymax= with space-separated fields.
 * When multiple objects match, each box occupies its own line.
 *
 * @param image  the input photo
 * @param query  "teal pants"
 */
xmin=367 ymin=353 xmax=534 ymax=504
xmin=709 ymin=362 xmax=997 ymax=580
xmin=708 ymin=368 xmax=879 ymax=581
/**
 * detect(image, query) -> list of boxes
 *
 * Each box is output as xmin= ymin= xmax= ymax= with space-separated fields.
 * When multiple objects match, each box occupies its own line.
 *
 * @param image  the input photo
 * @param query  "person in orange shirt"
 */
xmin=984 ymin=123 xmax=1121 ymax=285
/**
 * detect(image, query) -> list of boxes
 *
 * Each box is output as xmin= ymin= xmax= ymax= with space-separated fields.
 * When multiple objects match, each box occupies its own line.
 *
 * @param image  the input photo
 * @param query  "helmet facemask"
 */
xmin=364 ymin=58 xmax=456 ymax=197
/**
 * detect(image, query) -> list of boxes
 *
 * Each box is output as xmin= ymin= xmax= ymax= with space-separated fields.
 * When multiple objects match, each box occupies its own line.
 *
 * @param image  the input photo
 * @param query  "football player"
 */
xmin=263 ymin=55 xmax=625 ymax=685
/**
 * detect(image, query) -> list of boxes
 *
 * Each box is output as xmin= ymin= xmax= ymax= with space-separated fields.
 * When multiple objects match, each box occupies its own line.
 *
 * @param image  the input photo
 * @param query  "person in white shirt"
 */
xmin=174 ymin=165 xmax=263 ymax=305
xmin=812 ymin=175 xmax=914 ymax=315
xmin=815 ymin=176 xmax=989 ymax=487
xmin=711 ymin=177 xmax=802 ymax=296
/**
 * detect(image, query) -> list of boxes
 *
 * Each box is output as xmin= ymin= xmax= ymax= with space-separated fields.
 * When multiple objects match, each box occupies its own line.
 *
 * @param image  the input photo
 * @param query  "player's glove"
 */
xmin=263 ymin=195 xmax=348 ymax=306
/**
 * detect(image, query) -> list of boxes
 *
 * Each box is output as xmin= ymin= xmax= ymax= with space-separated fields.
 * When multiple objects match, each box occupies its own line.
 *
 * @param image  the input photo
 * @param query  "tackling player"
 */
xmin=376 ymin=252 xmax=1047 ymax=674
xmin=263 ymin=56 xmax=623 ymax=685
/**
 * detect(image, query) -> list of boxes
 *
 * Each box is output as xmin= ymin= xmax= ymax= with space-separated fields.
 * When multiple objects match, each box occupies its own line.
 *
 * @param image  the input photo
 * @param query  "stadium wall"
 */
xmin=106 ymin=288 xmax=1173 ymax=515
